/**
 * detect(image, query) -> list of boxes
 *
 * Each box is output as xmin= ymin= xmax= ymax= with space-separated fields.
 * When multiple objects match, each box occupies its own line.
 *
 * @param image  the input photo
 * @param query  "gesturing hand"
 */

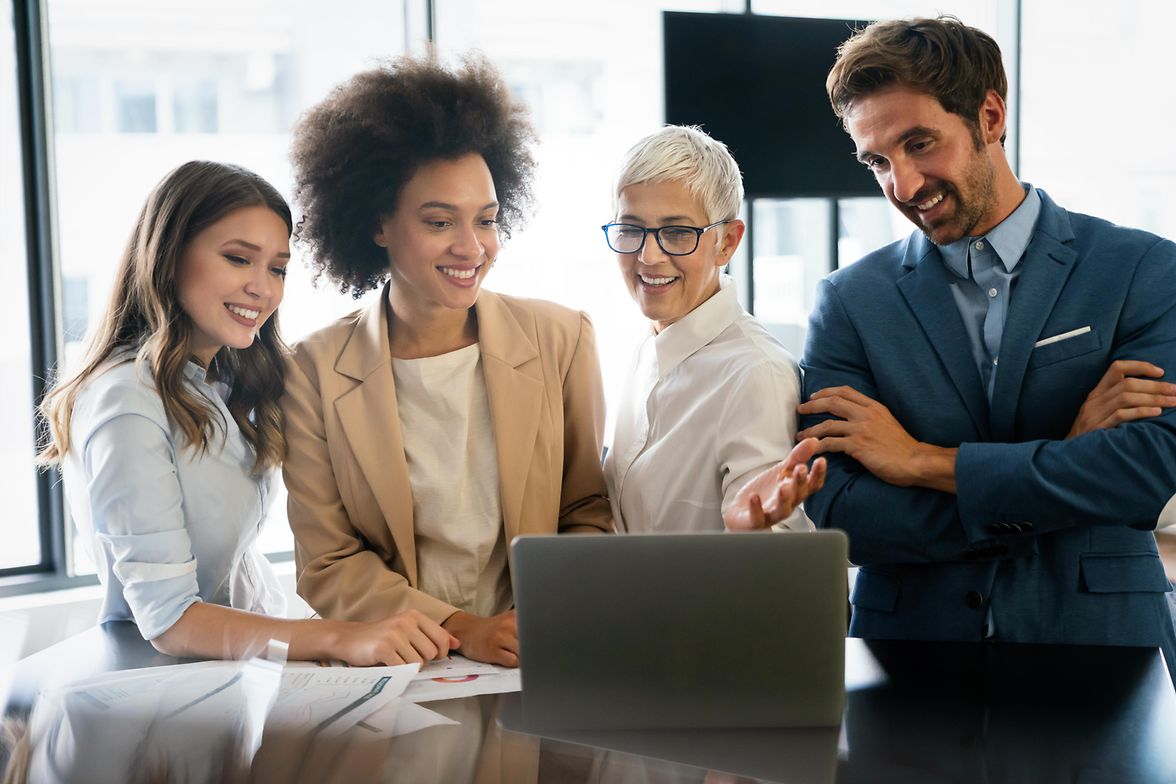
xmin=797 ymin=386 xmax=957 ymax=493
xmin=724 ymin=438 xmax=827 ymax=531
xmin=1067 ymin=360 xmax=1176 ymax=438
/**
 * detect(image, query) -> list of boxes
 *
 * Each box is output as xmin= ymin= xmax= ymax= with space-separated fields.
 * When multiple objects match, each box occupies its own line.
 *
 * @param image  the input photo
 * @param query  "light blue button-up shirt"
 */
xmin=938 ymin=185 xmax=1042 ymax=401
xmin=63 ymin=358 xmax=285 ymax=640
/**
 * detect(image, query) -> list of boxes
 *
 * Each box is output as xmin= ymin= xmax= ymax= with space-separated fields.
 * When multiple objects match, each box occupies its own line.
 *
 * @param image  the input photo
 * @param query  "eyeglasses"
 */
xmin=601 ymin=220 xmax=731 ymax=256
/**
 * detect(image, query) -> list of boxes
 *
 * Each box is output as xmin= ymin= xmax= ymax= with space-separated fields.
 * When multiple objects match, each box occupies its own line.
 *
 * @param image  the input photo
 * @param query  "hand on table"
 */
xmin=338 ymin=609 xmax=460 ymax=666
xmin=442 ymin=609 xmax=519 ymax=667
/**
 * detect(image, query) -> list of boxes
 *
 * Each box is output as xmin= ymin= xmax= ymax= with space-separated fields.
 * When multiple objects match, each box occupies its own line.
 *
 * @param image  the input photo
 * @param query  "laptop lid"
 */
xmin=512 ymin=530 xmax=848 ymax=729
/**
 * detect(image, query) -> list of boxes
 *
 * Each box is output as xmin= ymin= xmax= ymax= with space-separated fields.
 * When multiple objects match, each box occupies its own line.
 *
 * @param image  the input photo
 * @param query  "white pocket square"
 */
xmin=1034 ymin=326 xmax=1091 ymax=348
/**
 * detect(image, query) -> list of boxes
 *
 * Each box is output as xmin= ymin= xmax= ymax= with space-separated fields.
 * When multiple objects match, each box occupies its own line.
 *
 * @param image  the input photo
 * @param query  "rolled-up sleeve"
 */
xmin=82 ymin=412 xmax=200 ymax=639
xmin=717 ymin=359 xmax=810 ymax=531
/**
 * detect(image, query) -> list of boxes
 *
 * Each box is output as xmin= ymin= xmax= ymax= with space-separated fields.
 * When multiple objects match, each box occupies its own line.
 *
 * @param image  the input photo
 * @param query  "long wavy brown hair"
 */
xmin=38 ymin=160 xmax=291 ymax=471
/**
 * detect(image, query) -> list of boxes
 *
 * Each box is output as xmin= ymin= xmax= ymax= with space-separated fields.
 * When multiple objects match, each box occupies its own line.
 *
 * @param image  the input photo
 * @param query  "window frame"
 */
xmin=0 ymin=0 xmax=69 ymax=593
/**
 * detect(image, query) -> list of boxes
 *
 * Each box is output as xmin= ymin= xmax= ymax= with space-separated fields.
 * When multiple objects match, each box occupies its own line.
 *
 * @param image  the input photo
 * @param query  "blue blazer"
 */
xmin=802 ymin=190 xmax=1176 ymax=668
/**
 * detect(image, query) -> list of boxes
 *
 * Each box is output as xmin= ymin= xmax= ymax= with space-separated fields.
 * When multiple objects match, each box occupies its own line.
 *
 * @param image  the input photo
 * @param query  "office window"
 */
xmin=44 ymin=0 xmax=416 ymax=570
xmin=1 ymin=5 xmax=41 ymax=571
xmin=172 ymin=77 xmax=218 ymax=134
xmin=1019 ymin=5 xmax=1176 ymax=240
xmin=113 ymin=79 xmax=156 ymax=132
xmin=750 ymin=199 xmax=835 ymax=356
xmin=751 ymin=0 xmax=1005 ymax=30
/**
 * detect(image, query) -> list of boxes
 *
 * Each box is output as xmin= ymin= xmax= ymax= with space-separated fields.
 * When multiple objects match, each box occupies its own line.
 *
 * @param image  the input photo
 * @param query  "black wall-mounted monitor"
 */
xmin=663 ymin=12 xmax=876 ymax=199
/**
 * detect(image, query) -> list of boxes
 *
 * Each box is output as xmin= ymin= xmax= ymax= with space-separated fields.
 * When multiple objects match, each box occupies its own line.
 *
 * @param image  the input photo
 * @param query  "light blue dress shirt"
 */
xmin=63 ymin=358 xmax=285 ymax=640
xmin=937 ymin=185 xmax=1042 ymax=401
xmin=937 ymin=185 xmax=1041 ymax=639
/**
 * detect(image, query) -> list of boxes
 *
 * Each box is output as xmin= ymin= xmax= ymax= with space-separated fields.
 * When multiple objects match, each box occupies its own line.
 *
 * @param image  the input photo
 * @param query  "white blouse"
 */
xmin=63 ymin=359 xmax=285 ymax=640
xmin=392 ymin=344 xmax=511 ymax=618
xmin=605 ymin=275 xmax=811 ymax=533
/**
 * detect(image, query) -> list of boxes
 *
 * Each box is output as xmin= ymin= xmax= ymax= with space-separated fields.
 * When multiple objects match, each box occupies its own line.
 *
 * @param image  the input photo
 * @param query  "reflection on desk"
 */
xmin=3 ymin=623 xmax=1175 ymax=783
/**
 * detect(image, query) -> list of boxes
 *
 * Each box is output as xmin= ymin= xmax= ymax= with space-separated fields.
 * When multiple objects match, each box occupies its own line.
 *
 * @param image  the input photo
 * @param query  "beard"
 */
xmin=904 ymin=150 xmax=997 ymax=246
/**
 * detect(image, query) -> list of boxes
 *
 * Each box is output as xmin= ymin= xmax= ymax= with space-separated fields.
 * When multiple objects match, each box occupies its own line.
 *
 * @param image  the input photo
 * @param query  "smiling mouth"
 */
xmin=914 ymin=192 xmax=945 ymax=211
xmin=226 ymin=304 xmax=260 ymax=320
xmin=639 ymin=273 xmax=679 ymax=287
xmin=439 ymin=265 xmax=480 ymax=280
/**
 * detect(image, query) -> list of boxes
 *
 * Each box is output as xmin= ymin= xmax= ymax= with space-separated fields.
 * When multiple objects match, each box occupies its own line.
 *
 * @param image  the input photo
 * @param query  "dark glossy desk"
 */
xmin=3 ymin=623 xmax=1174 ymax=783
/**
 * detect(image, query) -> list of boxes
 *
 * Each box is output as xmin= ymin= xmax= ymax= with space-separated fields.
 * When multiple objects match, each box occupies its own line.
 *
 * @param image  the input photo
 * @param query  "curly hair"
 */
xmin=291 ymin=53 xmax=537 ymax=296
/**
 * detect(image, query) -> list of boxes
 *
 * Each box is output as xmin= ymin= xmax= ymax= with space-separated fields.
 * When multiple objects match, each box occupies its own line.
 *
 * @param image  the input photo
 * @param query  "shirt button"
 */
xmin=974 ymin=240 xmax=986 ymax=251
xmin=993 ymin=357 xmax=999 ymax=365
xmin=965 ymin=591 xmax=985 ymax=610
xmin=988 ymin=287 xmax=998 ymax=298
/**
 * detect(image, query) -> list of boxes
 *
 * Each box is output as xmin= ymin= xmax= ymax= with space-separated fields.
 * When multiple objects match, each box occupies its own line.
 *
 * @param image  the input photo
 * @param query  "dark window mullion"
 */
xmin=13 ymin=0 xmax=66 ymax=578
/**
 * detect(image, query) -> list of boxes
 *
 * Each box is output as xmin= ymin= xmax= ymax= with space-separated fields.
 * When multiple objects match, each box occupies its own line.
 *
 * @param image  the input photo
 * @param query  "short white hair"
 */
xmin=613 ymin=125 xmax=744 ymax=224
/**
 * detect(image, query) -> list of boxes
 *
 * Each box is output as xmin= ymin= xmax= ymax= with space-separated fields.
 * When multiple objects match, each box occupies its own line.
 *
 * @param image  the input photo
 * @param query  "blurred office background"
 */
xmin=4 ymin=1 xmax=1175 ymax=604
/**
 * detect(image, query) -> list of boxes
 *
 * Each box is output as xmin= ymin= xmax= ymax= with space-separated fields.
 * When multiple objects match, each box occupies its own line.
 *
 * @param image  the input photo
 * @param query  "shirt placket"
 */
xmin=969 ymin=239 xmax=1007 ymax=402
xmin=612 ymin=337 xmax=659 ymax=503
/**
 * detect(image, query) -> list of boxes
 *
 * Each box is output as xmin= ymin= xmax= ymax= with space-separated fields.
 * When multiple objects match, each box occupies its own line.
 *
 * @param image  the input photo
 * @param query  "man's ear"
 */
xmin=978 ymin=89 xmax=1007 ymax=146
xmin=717 ymin=219 xmax=746 ymax=265
xmin=373 ymin=216 xmax=389 ymax=248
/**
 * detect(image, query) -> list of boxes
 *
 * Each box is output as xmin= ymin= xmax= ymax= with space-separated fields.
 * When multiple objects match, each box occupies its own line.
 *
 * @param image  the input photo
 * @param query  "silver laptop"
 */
xmin=512 ymin=530 xmax=848 ymax=729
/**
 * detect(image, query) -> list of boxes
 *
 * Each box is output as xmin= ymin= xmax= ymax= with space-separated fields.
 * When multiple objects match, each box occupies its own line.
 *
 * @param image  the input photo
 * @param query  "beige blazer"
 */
xmin=281 ymin=287 xmax=613 ymax=623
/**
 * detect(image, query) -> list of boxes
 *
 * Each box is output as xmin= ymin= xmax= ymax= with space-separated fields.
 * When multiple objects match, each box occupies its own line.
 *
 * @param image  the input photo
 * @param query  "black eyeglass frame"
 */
xmin=600 ymin=219 xmax=731 ymax=256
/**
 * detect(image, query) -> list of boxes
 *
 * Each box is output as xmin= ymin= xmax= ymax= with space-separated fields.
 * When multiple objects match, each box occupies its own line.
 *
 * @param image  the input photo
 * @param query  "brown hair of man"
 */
xmin=826 ymin=15 xmax=1008 ymax=147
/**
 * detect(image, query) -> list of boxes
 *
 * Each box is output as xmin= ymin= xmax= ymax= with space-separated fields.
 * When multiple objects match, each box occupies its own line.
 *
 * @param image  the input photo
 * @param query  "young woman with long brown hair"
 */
xmin=38 ymin=160 xmax=457 ymax=665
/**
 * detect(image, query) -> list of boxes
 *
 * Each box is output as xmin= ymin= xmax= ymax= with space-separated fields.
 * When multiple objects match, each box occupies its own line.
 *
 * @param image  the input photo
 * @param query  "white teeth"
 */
xmin=227 ymin=304 xmax=260 ymax=319
xmin=440 ymin=266 xmax=477 ymax=280
xmin=915 ymin=192 xmax=945 ymax=211
xmin=640 ymin=274 xmax=677 ymax=286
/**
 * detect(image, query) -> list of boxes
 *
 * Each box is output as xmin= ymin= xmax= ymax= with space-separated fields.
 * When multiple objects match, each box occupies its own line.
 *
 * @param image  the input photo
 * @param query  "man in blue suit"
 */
xmin=798 ymin=16 xmax=1176 ymax=678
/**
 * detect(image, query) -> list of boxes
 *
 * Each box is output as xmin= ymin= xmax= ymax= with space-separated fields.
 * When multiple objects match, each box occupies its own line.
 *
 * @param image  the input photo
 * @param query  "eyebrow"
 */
xmin=224 ymin=239 xmax=290 ymax=259
xmin=856 ymin=125 xmax=938 ymax=162
xmin=618 ymin=214 xmax=698 ymax=225
xmin=418 ymin=201 xmax=500 ymax=211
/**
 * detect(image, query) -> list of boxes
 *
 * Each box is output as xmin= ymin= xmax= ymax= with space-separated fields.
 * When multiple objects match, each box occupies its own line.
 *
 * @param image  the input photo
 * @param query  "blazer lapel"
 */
xmin=896 ymin=234 xmax=991 ymax=439
xmin=476 ymin=291 xmax=543 ymax=546
xmin=989 ymin=193 xmax=1078 ymax=441
xmin=333 ymin=290 xmax=420 ymax=586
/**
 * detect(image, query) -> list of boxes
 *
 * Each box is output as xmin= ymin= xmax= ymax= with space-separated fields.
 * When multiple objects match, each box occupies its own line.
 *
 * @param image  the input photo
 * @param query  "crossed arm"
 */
xmin=795 ymin=359 xmax=1176 ymax=495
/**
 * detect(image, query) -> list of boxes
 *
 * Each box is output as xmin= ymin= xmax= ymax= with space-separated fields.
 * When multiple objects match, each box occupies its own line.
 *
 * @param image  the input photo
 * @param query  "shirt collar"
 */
xmin=938 ymin=184 xmax=1041 ymax=279
xmin=183 ymin=360 xmax=210 ymax=385
xmin=651 ymin=273 xmax=743 ymax=377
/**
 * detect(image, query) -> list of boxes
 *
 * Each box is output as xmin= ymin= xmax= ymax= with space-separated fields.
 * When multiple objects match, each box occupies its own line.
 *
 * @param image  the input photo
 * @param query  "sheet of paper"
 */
xmin=356 ymin=697 xmax=459 ymax=737
xmin=269 ymin=662 xmax=419 ymax=735
xmin=403 ymin=664 xmax=521 ymax=703
xmin=413 ymin=654 xmax=498 ymax=681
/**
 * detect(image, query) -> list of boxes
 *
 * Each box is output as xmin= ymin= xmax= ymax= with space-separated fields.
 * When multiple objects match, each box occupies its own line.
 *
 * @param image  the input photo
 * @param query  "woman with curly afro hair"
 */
xmin=282 ymin=54 xmax=614 ymax=667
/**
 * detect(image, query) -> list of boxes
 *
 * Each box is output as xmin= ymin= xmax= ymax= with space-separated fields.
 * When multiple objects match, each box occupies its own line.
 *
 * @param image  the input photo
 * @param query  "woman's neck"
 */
xmin=385 ymin=293 xmax=478 ymax=360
